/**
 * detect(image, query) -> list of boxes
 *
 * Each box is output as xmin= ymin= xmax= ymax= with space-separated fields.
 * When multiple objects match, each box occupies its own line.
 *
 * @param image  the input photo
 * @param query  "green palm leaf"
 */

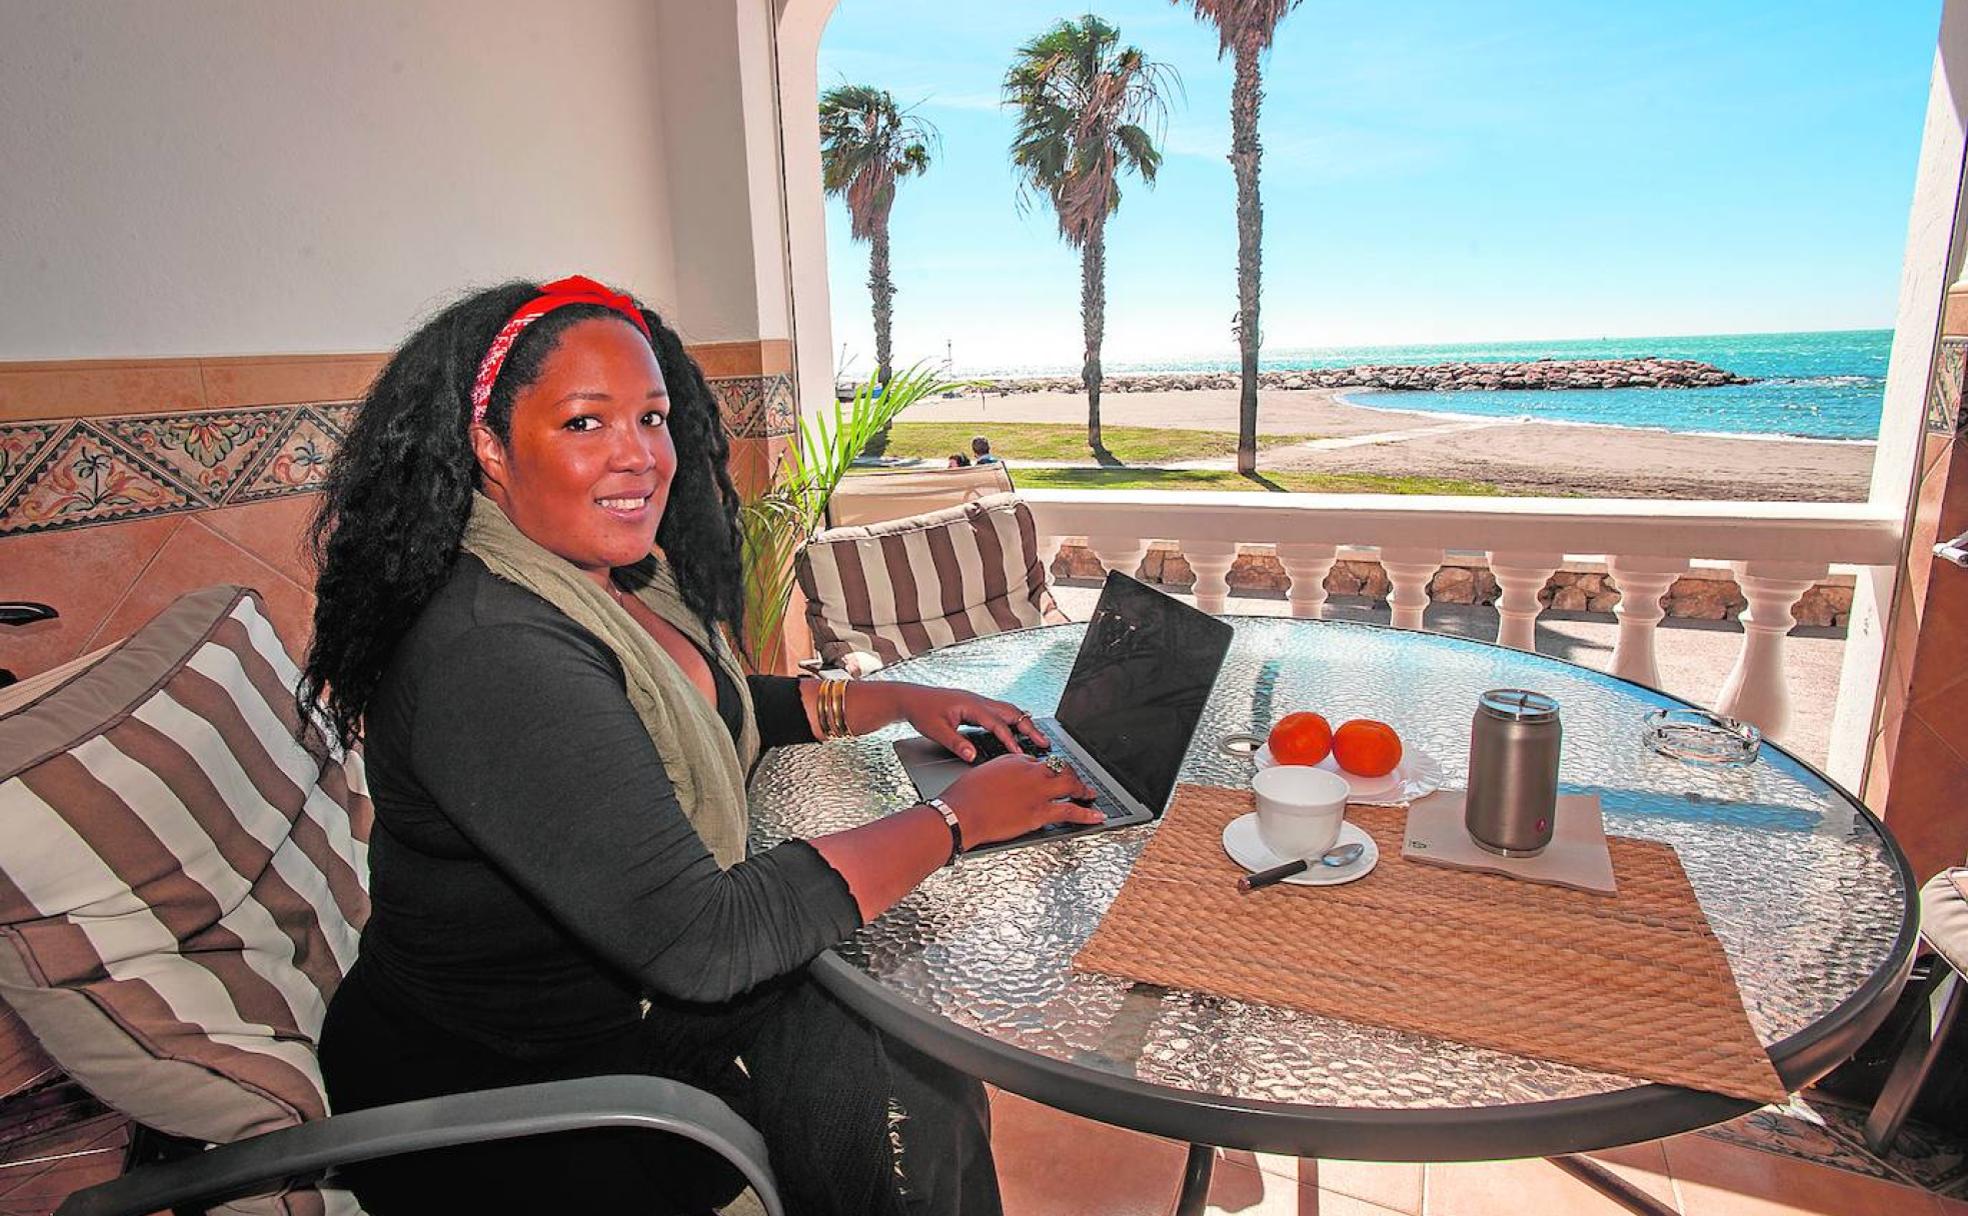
xmin=1003 ymin=14 xmax=1178 ymax=454
xmin=819 ymin=83 xmax=939 ymax=386
xmin=737 ymin=364 xmax=961 ymax=665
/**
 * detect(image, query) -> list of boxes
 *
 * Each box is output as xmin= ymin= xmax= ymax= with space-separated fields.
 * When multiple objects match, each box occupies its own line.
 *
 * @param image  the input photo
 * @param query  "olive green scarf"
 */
xmin=461 ymin=493 xmax=757 ymax=867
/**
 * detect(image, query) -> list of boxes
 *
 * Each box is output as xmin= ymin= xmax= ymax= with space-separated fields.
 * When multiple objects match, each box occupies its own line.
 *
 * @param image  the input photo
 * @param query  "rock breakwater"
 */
xmin=964 ymin=358 xmax=1752 ymax=395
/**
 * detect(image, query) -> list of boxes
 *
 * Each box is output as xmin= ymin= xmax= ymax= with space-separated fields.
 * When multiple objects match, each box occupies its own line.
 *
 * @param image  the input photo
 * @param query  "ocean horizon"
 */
xmin=957 ymin=328 xmax=1890 ymax=442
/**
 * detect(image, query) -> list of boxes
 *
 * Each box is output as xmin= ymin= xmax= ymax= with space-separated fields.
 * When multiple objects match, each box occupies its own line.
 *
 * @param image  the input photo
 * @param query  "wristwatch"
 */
xmin=926 ymin=797 xmax=963 ymax=866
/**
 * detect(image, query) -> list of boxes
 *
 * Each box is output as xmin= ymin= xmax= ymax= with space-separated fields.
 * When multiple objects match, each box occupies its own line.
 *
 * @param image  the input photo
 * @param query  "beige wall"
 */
xmin=0 ymin=0 xmax=680 ymax=359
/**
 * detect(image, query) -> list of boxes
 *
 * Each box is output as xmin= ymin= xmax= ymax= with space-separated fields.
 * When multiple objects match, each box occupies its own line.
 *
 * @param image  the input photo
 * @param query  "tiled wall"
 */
xmin=1867 ymin=293 xmax=1968 ymax=882
xmin=0 ymin=344 xmax=797 ymax=681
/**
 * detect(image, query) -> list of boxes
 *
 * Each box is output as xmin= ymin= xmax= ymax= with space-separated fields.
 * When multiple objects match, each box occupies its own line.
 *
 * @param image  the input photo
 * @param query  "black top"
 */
xmin=352 ymin=555 xmax=860 ymax=1058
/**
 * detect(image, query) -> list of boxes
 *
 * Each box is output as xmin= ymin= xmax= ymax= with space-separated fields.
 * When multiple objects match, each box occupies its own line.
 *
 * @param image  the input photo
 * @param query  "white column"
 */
xmin=774 ymin=0 xmax=844 ymax=427
xmin=1277 ymin=542 xmax=1340 ymax=619
xmin=1487 ymin=551 xmax=1564 ymax=651
xmin=1182 ymin=541 xmax=1239 ymax=615
xmin=1379 ymin=547 xmax=1443 ymax=631
xmin=1035 ymin=533 xmax=1067 ymax=584
xmin=1085 ymin=534 xmax=1150 ymax=581
xmin=1715 ymin=560 xmax=1830 ymax=742
xmin=1605 ymin=556 xmax=1689 ymax=688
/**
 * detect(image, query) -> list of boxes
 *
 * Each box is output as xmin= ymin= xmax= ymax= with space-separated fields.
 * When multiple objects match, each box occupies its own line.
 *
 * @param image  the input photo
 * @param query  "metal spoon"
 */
xmin=1317 ymin=841 xmax=1367 ymax=868
xmin=1236 ymin=841 xmax=1367 ymax=891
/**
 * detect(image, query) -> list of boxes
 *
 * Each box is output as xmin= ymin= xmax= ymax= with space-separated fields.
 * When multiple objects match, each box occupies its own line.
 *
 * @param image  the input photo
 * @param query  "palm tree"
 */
xmin=818 ymin=85 xmax=936 ymax=386
xmin=1178 ymin=0 xmax=1301 ymax=475
xmin=1005 ymin=15 xmax=1176 ymax=453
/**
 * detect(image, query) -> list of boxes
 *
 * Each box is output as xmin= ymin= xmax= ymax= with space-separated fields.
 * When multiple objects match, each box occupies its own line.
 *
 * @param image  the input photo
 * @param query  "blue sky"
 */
xmin=816 ymin=1 xmax=1941 ymax=375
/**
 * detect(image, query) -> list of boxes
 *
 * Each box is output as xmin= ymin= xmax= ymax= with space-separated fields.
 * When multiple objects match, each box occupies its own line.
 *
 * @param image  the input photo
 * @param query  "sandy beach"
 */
xmin=905 ymin=386 xmax=1876 ymax=501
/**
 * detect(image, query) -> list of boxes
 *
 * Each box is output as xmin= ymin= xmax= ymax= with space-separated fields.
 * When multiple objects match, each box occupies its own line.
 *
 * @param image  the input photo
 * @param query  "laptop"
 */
xmin=892 ymin=570 xmax=1235 ymax=853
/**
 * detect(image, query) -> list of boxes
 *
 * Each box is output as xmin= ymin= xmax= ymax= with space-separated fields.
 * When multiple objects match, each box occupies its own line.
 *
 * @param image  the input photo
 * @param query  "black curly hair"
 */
xmin=300 ymin=280 xmax=744 ymax=749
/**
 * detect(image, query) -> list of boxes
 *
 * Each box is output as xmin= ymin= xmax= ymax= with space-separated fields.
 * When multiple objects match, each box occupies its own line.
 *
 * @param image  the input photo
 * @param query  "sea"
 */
xmin=974 ymin=329 xmax=1891 ymax=442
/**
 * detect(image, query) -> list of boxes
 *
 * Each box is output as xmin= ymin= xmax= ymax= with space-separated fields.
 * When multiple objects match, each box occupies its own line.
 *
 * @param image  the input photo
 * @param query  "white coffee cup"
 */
xmin=1252 ymin=765 xmax=1350 ymax=859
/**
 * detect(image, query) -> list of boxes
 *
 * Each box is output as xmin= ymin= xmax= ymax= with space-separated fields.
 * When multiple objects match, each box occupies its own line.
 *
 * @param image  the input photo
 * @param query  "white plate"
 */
xmin=1254 ymin=744 xmax=1444 ymax=803
xmin=1221 ymin=815 xmax=1379 ymax=887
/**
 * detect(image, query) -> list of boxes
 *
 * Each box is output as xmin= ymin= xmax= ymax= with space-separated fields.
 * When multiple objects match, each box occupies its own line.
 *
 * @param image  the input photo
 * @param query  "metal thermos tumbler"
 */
xmin=1464 ymin=689 xmax=1562 ymax=857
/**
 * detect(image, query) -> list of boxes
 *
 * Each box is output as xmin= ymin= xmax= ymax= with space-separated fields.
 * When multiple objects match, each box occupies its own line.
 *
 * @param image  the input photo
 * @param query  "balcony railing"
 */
xmin=1020 ymin=490 xmax=1903 ymax=747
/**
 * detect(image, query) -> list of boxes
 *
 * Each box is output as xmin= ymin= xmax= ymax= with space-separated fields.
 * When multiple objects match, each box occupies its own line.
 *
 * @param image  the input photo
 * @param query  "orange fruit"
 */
xmin=1267 ymin=712 xmax=1332 ymax=766
xmin=1332 ymin=719 xmax=1403 ymax=777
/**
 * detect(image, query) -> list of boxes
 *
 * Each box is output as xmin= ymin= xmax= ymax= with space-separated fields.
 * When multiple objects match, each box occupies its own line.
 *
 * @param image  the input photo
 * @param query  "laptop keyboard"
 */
xmin=962 ymin=729 xmax=1136 ymax=821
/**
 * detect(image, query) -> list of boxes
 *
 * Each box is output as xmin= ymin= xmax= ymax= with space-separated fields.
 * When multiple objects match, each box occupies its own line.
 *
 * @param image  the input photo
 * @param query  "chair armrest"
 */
xmin=0 ymin=602 xmax=58 ymax=626
xmin=55 ymin=1075 xmax=781 ymax=1216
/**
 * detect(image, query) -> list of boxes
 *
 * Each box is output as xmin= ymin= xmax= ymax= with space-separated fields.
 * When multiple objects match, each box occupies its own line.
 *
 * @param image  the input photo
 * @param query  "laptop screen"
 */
xmin=1054 ymin=572 xmax=1235 ymax=812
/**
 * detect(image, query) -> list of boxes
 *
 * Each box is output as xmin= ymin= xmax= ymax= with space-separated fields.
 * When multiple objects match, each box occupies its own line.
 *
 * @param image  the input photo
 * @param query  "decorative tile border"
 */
xmin=0 ymin=420 xmax=68 ymax=503
xmin=0 ymin=403 xmax=355 ymax=536
xmin=98 ymin=408 xmax=286 ymax=502
xmin=0 ymin=340 xmax=802 ymax=537
xmin=709 ymin=373 xmax=796 ymax=439
xmin=1927 ymin=336 xmax=1965 ymax=436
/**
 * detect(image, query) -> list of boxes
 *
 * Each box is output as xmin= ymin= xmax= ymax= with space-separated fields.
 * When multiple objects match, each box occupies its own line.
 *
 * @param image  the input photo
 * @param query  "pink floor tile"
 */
xmin=1424 ymin=1144 xmax=1675 ymax=1216
xmin=1665 ymin=1131 xmax=1939 ymax=1215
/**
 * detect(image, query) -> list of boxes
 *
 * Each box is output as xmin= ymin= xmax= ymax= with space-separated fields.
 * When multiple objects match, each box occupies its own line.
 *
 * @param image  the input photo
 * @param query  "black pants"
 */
xmin=319 ymin=963 xmax=1001 ymax=1216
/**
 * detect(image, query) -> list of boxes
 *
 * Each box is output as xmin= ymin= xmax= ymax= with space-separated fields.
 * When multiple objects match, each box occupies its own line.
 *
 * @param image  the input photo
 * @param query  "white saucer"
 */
xmin=1254 ymin=744 xmax=1444 ymax=803
xmin=1221 ymin=815 xmax=1379 ymax=886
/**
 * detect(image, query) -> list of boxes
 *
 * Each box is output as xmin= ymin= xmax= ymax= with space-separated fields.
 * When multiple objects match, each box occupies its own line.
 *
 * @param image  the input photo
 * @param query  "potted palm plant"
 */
xmin=738 ymin=364 xmax=956 ymax=669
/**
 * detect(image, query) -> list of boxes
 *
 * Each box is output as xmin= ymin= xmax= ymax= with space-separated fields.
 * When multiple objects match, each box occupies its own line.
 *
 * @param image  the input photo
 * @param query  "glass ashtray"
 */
xmin=1641 ymin=708 xmax=1762 ymax=765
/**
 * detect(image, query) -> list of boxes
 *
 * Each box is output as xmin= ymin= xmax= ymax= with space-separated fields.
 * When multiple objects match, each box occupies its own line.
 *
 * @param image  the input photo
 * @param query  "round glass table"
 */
xmin=748 ymin=618 xmax=1916 ymax=1203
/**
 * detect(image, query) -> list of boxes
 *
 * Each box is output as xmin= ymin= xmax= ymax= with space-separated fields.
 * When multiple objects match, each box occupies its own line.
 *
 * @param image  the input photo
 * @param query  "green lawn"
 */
xmin=869 ymin=421 xmax=1314 ymax=464
xmin=1008 ymin=467 xmax=1506 ymax=496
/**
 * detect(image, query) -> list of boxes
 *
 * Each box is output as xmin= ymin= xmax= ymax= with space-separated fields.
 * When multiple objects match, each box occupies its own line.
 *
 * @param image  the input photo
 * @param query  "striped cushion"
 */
xmin=797 ymin=493 xmax=1067 ymax=671
xmin=0 ymin=586 xmax=369 ymax=1216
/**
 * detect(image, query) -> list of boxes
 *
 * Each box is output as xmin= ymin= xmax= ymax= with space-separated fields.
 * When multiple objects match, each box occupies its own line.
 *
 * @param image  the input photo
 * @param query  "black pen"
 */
xmin=1236 ymin=859 xmax=1308 ymax=892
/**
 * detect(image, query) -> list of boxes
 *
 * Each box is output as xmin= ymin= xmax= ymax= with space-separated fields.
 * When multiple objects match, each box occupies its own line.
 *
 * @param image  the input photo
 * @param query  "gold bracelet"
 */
xmin=819 ymin=679 xmax=838 ymax=739
xmin=819 ymin=678 xmax=851 ymax=740
xmin=814 ymin=678 xmax=836 ymax=739
xmin=832 ymin=678 xmax=851 ymax=739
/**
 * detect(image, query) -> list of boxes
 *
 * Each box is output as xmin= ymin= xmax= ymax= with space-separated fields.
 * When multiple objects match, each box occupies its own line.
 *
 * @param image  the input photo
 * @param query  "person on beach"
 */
xmin=302 ymin=276 xmax=1099 ymax=1215
xmin=970 ymin=435 xmax=1000 ymax=465
xmin=947 ymin=451 xmax=972 ymax=467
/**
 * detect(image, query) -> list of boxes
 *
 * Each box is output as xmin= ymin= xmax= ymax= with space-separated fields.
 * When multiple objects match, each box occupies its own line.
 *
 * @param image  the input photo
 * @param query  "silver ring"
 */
xmin=1043 ymin=754 xmax=1066 ymax=775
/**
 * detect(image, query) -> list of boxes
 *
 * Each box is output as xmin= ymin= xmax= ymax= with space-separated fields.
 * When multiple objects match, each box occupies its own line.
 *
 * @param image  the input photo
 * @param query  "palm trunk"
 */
xmin=1081 ymin=217 xmax=1107 ymax=453
xmin=1230 ymin=40 xmax=1265 ymax=476
xmin=869 ymin=212 xmax=896 ymax=386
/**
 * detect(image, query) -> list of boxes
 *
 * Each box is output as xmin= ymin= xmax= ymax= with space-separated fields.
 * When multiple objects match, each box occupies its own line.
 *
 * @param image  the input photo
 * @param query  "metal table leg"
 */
xmin=1865 ymin=966 xmax=1963 ymax=1152
xmin=1548 ymin=1154 xmax=1677 ymax=1216
xmin=1172 ymin=1143 xmax=1215 ymax=1216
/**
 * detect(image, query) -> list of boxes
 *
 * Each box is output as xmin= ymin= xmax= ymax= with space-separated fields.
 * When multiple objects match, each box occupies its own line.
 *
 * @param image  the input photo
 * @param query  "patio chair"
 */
xmin=1863 ymin=866 xmax=1968 ymax=1153
xmin=824 ymin=462 xmax=1015 ymax=528
xmin=797 ymin=492 xmax=1068 ymax=676
xmin=0 ymin=600 xmax=59 ymax=687
xmin=0 ymin=585 xmax=781 ymax=1216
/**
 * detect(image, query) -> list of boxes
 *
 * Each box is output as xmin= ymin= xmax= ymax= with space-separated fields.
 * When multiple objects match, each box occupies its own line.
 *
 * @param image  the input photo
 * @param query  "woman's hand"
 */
xmin=938 ymin=753 xmax=1104 ymax=848
xmin=848 ymin=681 xmax=1050 ymax=762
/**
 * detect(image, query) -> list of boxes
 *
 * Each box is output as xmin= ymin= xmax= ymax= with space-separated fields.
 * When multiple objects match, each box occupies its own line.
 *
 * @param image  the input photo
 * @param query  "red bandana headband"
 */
xmin=469 ymin=275 xmax=653 ymax=427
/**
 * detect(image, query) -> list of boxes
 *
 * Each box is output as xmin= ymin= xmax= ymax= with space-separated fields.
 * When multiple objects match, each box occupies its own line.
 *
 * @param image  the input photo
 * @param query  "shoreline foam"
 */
xmin=1332 ymin=390 xmax=1878 ymax=446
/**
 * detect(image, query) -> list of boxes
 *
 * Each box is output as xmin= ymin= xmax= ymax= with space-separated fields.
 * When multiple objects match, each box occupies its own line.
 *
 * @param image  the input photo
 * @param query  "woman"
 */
xmin=303 ymin=276 xmax=1100 ymax=1215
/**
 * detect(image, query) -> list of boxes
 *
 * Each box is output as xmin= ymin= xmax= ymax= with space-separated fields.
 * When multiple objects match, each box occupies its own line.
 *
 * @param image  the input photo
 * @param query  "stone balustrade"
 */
xmin=1020 ymin=489 xmax=1902 ymax=746
xmin=1048 ymin=542 xmax=1858 ymax=628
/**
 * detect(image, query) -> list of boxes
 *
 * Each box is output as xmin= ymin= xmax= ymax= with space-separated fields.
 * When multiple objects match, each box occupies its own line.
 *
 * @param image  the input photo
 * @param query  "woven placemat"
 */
xmin=1073 ymin=784 xmax=1786 ymax=1104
